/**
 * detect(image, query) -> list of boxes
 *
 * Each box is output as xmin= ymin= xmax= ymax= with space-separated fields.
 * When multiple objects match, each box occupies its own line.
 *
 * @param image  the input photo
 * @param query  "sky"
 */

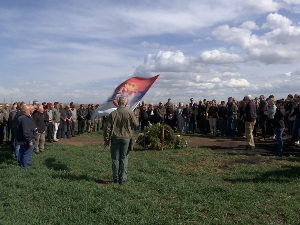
xmin=1 ymin=0 xmax=300 ymax=104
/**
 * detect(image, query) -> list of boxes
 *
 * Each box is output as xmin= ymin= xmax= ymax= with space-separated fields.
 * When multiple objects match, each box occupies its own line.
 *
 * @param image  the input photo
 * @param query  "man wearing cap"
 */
xmin=165 ymin=98 xmax=173 ymax=109
xmin=104 ymin=97 xmax=139 ymax=184
xmin=52 ymin=102 xmax=60 ymax=141
xmin=156 ymin=102 xmax=166 ymax=123
xmin=77 ymin=104 xmax=87 ymax=135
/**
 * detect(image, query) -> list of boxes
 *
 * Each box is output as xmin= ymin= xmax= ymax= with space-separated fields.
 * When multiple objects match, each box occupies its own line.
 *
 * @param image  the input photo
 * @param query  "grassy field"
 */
xmin=0 ymin=141 xmax=300 ymax=224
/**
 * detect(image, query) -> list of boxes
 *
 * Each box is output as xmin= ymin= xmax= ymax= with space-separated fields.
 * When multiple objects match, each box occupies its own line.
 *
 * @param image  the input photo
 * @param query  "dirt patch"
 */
xmin=50 ymin=133 xmax=299 ymax=156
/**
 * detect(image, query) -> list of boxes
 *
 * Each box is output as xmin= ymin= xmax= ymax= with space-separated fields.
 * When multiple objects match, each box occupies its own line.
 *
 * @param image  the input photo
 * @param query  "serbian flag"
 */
xmin=92 ymin=74 xmax=160 ymax=118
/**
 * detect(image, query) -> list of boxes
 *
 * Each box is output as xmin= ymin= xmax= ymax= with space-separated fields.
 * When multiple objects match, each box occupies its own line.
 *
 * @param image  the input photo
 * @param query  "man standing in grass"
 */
xmin=15 ymin=105 xmax=36 ymax=169
xmin=52 ymin=102 xmax=60 ymax=141
xmin=104 ymin=97 xmax=138 ymax=185
xmin=244 ymin=95 xmax=257 ymax=150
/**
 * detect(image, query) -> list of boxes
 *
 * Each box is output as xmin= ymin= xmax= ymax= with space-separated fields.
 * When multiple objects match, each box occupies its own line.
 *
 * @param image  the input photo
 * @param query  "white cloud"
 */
xmin=240 ymin=0 xmax=282 ymax=13
xmin=291 ymin=68 xmax=300 ymax=75
xmin=193 ymin=39 xmax=202 ymax=42
xmin=221 ymin=79 xmax=251 ymax=88
xmin=141 ymin=41 xmax=160 ymax=48
xmin=0 ymin=87 xmax=21 ymax=95
xmin=262 ymin=13 xmax=292 ymax=29
xmin=240 ymin=21 xmax=260 ymax=30
xmin=212 ymin=13 xmax=300 ymax=64
xmin=199 ymin=49 xmax=244 ymax=64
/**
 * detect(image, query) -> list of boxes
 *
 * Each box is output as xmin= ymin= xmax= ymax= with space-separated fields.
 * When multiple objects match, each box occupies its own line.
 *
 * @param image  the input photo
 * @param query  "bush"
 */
xmin=135 ymin=124 xmax=188 ymax=150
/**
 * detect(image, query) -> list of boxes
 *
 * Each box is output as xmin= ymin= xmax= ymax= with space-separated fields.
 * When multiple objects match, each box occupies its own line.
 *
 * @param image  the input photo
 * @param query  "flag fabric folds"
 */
xmin=92 ymin=75 xmax=160 ymax=118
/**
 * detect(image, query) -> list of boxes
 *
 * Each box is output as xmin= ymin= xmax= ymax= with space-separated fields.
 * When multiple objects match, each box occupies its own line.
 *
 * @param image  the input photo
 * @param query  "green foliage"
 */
xmin=135 ymin=124 xmax=188 ymax=150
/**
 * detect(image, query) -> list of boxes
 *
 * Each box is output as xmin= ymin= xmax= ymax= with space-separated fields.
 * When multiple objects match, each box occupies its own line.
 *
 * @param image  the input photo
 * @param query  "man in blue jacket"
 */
xmin=15 ymin=105 xmax=36 ymax=169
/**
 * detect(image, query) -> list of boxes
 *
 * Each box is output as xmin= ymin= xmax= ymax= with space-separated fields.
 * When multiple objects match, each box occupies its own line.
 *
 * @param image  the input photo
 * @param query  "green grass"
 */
xmin=1 ymin=142 xmax=300 ymax=224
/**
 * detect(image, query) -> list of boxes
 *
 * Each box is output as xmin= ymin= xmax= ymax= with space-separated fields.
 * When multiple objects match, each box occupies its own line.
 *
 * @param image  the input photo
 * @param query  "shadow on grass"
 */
xmin=0 ymin=143 xmax=15 ymax=164
xmin=224 ymin=165 xmax=300 ymax=183
xmin=44 ymin=158 xmax=70 ymax=171
xmin=51 ymin=173 xmax=111 ymax=185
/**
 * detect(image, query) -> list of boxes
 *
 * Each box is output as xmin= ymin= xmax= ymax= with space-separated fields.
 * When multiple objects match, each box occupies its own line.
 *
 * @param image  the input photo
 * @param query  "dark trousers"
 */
xmin=219 ymin=119 xmax=227 ymax=136
xmin=259 ymin=116 xmax=267 ymax=138
xmin=0 ymin=124 xmax=4 ymax=144
xmin=71 ymin=121 xmax=76 ymax=136
xmin=78 ymin=119 xmax=85 ymax=134
xmin=267 ymin=119 xmax=274 ymax=136
xmin=47 ymin=123 xmax=53 ymax=141
xmin=58 ymin=120 xmax=66 ymax=138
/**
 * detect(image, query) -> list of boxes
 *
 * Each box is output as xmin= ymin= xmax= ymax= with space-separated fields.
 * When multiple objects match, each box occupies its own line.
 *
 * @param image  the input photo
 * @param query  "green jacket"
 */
xmin=104 ymin=106 xmax=138 ymax=142
xmin=52 ymin=107 xmax=60 ymax=123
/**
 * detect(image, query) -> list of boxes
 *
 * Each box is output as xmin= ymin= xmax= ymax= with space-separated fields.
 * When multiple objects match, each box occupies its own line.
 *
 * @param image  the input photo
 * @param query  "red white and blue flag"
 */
xmin=92 ymin=74 xmax=160 ymax=117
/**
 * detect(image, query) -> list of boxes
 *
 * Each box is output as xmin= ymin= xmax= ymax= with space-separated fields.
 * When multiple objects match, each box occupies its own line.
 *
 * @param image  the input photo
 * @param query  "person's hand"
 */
xmin=29 ymin=141 xmax=32 ymax=146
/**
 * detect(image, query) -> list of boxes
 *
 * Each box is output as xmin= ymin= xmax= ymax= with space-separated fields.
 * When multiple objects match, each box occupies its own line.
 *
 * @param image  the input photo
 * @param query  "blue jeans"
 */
xmin=275 ymin=128 xmax=284 ymax=155
xmin=5 ymin=125 xmax=10 ymax=141
xmin=227 ymin=116 xmax=236 ymax=137
xmin=65 ymin=121 xmax=71 ymax=137
xmin=184 ymin=118 xmax=189 ymax=132
xmin=14 ymin=140 xmax=20 ymax=161
xmin=111 ymin=138 xmax=130 ymax=182
xmin=291 ymin=118 xmax=300 ymax=142
xmin=18 ymin=142 xmax=34 ymax=169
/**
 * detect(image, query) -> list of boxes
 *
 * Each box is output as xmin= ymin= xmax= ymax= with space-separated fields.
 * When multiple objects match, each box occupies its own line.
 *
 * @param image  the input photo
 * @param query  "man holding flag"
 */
xmin=104 ymin=97 xmax=138 ymax=185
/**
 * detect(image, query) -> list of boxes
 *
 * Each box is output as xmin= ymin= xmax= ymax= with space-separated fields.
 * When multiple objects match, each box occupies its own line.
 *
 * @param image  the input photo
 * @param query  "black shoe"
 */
xmin=119 ymin=179 xmax=129 ymax=185
xmin=113 ymin=179 xmax=119 ymax=184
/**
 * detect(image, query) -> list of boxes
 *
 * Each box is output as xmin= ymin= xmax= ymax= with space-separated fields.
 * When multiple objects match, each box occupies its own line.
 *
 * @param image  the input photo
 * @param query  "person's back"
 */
xmin=106 ymin=106 xmax=138 ymax=140
xmin=104 ymin=97 xmax=138 ymax=185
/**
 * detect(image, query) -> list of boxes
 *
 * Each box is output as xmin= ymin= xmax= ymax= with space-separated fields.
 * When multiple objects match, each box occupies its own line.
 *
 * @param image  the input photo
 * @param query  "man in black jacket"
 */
xmin=140 ymin=105 xmax=149 ymax=130
xmin=58 ymin=103 xmax=67 ymax=139
xmin=244 ymin=95 xmax=257 ymax=150
xmin=218 ymin=101 xmax=227 ymax=137
xmin=16 ymin=105 xmax=36 ymax=169
xmin=182 ymin=104 xmax=192 ymax=133
xmin=33 ymin=105 xmax=45 ymax=154
xmin=77 ymin=104 xmax=87 ymax=135
xmin=257 ymin=95 xmax=268 ymax=140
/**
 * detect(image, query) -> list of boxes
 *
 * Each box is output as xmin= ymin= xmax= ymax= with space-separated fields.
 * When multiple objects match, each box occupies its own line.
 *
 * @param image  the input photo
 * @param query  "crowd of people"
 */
xmin=0 ymin=93 xmax=299 ymax=169
xmin=0 ymin=101 xmax=103 ymax=169
xmin=134 ymin=94 xmax=300 ymax=155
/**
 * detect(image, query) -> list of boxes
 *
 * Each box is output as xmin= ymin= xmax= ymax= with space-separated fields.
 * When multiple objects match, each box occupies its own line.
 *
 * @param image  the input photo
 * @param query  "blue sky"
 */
xmin=1 ymin=0 xmax=300 ymax=104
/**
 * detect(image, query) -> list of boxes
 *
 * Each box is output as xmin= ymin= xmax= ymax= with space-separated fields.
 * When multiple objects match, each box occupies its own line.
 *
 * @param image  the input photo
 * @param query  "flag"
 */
xmin=92 ymin=74 xmax=160 ymax=118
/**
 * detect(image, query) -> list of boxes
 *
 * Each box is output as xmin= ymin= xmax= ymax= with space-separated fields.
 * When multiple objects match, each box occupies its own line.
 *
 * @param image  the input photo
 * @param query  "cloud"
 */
xmin=0 ymin=87 xmax=21 ymax=96
xmin=141 ymin=41 xmax=160 ymax=48
xmin=291 ymin=68 xmax=300 ymax=75
xmin=240 ymin=0 xmax=282 ymax=13
xmin=212 ymin=13 xmax=300 ymax=64
xmin=221 ymin=79 xmax=251 ymax=88
xmin=262 ymin=13 xmax=292 ymax=29
xmin=240 ymin=21 xmax=260 ymax=30
xmin=199 ymin=49 xmax=244 ymax=64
